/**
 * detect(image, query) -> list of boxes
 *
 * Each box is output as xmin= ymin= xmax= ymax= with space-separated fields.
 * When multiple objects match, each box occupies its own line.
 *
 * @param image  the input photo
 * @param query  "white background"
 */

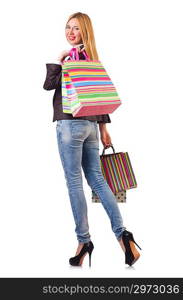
xmin=0 ymin=0 xmax=183 ymax=277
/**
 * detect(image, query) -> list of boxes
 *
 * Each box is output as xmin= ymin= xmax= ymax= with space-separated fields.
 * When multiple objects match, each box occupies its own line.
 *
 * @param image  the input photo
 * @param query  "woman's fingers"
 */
xmin=57 ymin=50 xmax=70 ymax=62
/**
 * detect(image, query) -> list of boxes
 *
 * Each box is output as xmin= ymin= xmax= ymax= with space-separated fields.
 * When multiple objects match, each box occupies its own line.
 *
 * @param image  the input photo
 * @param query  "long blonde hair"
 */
xmin=66 ymin=12 xmax=99 ymax=60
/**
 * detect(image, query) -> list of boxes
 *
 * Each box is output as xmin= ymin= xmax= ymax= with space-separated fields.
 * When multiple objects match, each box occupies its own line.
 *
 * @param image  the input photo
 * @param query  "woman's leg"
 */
xmin=82 ymin=121 xmax=126 ymax=241
xmin=56 ymin=120 xmax=92 ymax=244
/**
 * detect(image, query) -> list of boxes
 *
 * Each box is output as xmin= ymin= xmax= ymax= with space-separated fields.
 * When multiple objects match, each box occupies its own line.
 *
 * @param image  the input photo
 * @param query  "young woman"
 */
xmin=43 ymin=12 xmax=141 ymax=267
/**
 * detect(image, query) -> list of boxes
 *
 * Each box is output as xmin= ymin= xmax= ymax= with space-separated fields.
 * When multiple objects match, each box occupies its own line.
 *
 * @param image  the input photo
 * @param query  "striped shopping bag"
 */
xmin=62 ymin=48 xmax=121 ymax=117
xmin=92 ymin=145 xmax=137 ymax=203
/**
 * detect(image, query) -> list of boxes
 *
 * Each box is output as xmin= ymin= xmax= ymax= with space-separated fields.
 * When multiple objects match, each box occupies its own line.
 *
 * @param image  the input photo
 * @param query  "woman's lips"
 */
xmin=68 ymin=36 xmax=75 ymax=40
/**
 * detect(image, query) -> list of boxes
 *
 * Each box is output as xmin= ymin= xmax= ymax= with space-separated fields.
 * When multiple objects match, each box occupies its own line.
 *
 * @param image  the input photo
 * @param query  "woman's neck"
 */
xmin=72 ymin=43 xmax=84 ymax=48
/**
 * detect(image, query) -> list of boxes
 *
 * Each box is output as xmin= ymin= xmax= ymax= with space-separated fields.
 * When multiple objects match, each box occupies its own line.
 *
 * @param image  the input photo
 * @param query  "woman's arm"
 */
xmin=43 ymin=64 xmax=62 ymax=90
xmin=99 ymin=123 xmax=112 ymax=148
xmin=43 ymin=50 xmax=71 ymax=90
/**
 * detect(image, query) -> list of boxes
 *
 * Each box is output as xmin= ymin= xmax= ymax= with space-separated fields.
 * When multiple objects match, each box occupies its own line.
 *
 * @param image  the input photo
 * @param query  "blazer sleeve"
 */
xmin=97 ymin=114 xmax=111 ymax=123
xmin=43 ymin=63 xmax=62 ymax=90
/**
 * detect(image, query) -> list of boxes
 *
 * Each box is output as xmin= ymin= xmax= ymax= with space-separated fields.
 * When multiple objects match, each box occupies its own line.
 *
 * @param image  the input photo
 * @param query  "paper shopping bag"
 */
xmin=62 ymin=48 xmax=121 ymax=117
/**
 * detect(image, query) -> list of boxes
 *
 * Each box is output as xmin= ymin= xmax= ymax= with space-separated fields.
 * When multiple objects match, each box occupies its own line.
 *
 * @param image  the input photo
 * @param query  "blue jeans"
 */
xmin=56 ymin=119 xmax=126 ymax=243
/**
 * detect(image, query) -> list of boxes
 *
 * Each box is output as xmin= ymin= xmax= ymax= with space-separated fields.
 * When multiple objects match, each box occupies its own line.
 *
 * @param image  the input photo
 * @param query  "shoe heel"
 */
xmin=89 ymin=253 xmax=92 ymax=267
xmin=131 ymin=237 xmax=142 ymax=250
xmin=69 ymin=241 xmax=94 ymax=267
xmin=122 ymin=230 xmax=141 ymax=266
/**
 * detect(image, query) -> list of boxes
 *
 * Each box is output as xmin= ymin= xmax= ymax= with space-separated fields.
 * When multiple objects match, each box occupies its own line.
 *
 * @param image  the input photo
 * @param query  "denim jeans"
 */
xmin=56 ymin=119 xmax=126 ymax=243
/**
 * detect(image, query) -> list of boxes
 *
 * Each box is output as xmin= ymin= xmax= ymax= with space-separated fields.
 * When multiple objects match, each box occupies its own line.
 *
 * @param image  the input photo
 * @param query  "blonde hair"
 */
xmin=66 ymin=12 xmax=99 ymax=60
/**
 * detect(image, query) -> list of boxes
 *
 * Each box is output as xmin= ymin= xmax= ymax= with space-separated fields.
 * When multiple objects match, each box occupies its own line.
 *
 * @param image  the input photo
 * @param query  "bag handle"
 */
xmin=102 ymin=144 xmax=115 ymax=156
xmin=69 ymin=47 xmax=90 ymax=61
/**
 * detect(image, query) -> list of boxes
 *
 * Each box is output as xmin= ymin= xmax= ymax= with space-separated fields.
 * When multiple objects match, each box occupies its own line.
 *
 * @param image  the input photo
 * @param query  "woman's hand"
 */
xmin=99 ymin=124 xmax=112 ymax=149
xmin=57 ymin=50 xmax=70 ymax=64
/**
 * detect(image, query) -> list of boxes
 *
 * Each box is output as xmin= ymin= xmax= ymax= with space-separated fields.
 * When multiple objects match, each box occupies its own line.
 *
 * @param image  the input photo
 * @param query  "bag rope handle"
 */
xmin=69 ymin=47 xmax=90 ymax=61
xmin=102 ymin=144 xmax=115 ymax=156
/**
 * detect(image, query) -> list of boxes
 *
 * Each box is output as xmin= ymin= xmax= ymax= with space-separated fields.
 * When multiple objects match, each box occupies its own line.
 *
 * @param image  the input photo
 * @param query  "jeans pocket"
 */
xmin=71 ymin=121 xmax=87 ymax=139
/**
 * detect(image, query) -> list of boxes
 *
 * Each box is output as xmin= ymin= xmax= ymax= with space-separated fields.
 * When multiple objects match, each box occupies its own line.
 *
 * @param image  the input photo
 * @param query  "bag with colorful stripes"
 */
xmin=62 ymin=47 xmax=122 ymax=117
xmin=92 ymin=145 xmax=137 ymax=203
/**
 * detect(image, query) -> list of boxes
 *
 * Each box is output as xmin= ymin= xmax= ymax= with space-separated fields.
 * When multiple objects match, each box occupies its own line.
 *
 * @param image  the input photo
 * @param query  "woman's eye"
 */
xmin=65 ymin=26 xmax=79 ymax=30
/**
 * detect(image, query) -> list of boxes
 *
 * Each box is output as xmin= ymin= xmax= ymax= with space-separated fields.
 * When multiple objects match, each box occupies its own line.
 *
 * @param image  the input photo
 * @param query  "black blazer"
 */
xmin=43 ymin=52 xmax=111 ymax=123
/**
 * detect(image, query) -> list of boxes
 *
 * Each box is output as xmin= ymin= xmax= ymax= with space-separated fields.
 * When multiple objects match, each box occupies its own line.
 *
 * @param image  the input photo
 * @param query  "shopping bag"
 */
xmin=92 ymin=190 xmax=127 ymax=203
xmin=92 ymin=145 xmax=137 ymax=203
xmin=62 ymin=48 xmax=121 ymax=117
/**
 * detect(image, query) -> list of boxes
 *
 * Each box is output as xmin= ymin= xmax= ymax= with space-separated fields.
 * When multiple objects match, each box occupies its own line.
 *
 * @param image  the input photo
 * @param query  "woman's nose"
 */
xmin=69 ymin=28 xmax=74 ymax=35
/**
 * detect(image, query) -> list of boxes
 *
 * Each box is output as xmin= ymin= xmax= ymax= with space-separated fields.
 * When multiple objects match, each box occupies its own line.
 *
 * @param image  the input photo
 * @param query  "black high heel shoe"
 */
xmin=121 ymin=230 xmax=142 ymax=266
xmin=69 ymin=241 xmax=94 ymax=267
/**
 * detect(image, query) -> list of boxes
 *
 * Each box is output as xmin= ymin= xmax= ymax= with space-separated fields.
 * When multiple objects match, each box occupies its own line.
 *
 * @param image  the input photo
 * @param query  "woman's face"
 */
xmin=65 ymin=18 xmax=82 ymax=46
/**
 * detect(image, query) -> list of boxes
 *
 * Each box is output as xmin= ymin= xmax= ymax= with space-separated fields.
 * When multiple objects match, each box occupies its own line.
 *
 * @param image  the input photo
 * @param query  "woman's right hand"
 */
xmin=57 ymin=50 xmax=70 ymax=64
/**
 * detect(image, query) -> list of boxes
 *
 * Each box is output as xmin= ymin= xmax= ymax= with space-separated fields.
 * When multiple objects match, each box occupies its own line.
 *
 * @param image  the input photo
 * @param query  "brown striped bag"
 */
xmin=92 ymin=145 xmax=137 ymax=203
